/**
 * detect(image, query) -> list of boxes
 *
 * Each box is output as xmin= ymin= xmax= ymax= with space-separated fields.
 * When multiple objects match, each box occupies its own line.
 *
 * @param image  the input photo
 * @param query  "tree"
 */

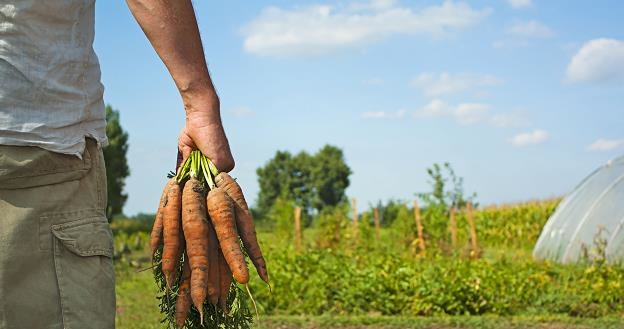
xmin=418 ymin=162 xmax=475 ymax=210
xmin=255 ymin=144 xmax=351 ymax=218
xmin=103 ymin=105 xmax=130 ymax=221
xmin=417 ymin=162 xmax=476 ymax=241
xmin=310 ymin=145 xmax=351 ymax=211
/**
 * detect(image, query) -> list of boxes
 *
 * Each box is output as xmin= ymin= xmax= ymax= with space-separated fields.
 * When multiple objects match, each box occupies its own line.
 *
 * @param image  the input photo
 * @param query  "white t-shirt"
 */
xmin=0 ymin=0 xmax=108 ymax=157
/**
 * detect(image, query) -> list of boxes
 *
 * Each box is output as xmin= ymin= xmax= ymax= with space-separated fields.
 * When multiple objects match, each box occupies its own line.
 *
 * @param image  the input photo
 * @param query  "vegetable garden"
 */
xmin=113 ymin=198 xmax=624 ymax=328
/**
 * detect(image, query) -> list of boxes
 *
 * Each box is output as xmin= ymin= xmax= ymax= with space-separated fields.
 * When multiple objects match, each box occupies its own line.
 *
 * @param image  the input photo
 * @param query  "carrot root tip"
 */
xmin=245 ymin=284 xmax=260 ymax=321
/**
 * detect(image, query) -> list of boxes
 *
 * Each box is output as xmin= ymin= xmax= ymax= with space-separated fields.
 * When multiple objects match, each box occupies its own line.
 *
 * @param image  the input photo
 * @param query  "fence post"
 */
xmin=413 ymin=200 xmax=426 ymax=252
xmin=373 ymin=207 xmax=381 ymax=240
xmin=449 ymin=207 xmax=457 ymax=248
xmin=294 ymin=206 xmax=302 ymax=251
xmin=466 ymin=202 xmax=480 ymax=258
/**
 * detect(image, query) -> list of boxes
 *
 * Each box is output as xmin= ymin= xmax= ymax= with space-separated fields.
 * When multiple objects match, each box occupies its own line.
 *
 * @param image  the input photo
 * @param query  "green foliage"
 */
xmin=249 ymin=248 xmax=624 ymax=318
xmin=256 ymin=145 xmax=351 ymax=217
xmin=268 ymin=197 xmax=296 ymax=242
xmin=389 ymin=204 xmax=418 ymax=251
xmin=314 ymin=204 xmax=350 ymax=250
xmin=417 ymin=163 xmax=476 ymax=244
xmin=475 ymin=200 xmax=559 ymax=250
xmin=103 ymin=104 xmax=130 ymax=221
xmin=357 ymin=212 xmax=375 ymax=251
xmin=113 ymin=198 xmax=624 ymax=328
xmin=363 ymin=199 xmax=405 ymax=227
xmin=310 ymin=145 xmax=352 ymax=211
xmin=110 ymin=214 xmax=155 ymax=236
xmin=150 ymin=250 xmax=253 ymax=329
xmin=418 ymin=162 xmax=475 ymax=210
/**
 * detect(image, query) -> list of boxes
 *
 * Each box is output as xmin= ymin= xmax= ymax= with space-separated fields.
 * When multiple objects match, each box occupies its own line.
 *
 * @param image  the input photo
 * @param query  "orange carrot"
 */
xmin=207 ymin=187 xmax=249 ymax=284
xmin=181 ymin=177 xmax=210 ymax=324
xmin=218 ymin=248 xmax=233 ymax=312
xmin=215 ymin=172 xmax=269 ymax=284
xmin=162 ymin=181 xmax=183 ymax=289
xmin=175 ymin=255 xmax=192 ymax=328
xmin=150 ymin=178 xmax=176 ymax=257
xmin=206 ymin=220 xmax=220 ymax=305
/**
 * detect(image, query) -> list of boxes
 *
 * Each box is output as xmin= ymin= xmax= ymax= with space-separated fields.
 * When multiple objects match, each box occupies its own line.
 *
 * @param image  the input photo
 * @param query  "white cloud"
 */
xmin=587 ymin=138 xmax=624 ymax=152
xmin=362 ymin=109 xmax=407 ymax=119
xmin=507 ymin=20 xmax=555 ymax=38
xmin=489 ymin=112 xmax=530 ymax=127
xmin=508 ymin=0 xmax=532 ymax=9
xmin=229 ymin=107 xmax=255 ymax=118
xmin=415 ymin=99 xmax=490 ymax=125
xmin=566 ymin=38 xmax=624 ymax=83
xmin=510 ymin=129 xmax=549 ymax=146
xmin=242 ymin=1 xmax=491 ymax=57
xmin=416 ymin=99 xmax=451 ymax=117
xmin=454 ymin=103 xmax=490 ymax=125
xmin=347 ymin=0 xmax=398 ymax=12
xmin=411 ymin=72 xmax=501 ymax=97
xmin=362 ymin=77 xmax=385 ymax=86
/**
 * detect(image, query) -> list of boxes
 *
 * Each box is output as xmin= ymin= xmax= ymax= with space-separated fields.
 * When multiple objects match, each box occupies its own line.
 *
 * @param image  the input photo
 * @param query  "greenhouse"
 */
xmin=534 ymin=155 xmax=624 ymax=264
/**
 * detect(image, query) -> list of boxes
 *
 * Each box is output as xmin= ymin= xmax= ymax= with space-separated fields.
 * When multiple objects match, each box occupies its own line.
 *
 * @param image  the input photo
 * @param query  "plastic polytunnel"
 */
xmin=533 ymin=155 xmax=624 ymax=264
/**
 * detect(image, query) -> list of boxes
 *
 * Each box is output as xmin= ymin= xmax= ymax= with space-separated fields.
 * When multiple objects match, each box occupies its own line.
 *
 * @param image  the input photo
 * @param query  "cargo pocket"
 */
xmin=51 ymin=216 xmax=115 ymax=329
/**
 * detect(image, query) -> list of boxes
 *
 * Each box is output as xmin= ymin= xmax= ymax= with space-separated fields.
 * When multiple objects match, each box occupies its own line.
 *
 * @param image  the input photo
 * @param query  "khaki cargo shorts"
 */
xmin=0 ymin=139 xmax=115 ymax=329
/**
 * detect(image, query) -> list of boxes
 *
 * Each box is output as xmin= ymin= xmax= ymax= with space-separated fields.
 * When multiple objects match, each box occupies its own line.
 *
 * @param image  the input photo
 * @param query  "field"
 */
xmin=112 ymin=199 xmax=624 ymax=329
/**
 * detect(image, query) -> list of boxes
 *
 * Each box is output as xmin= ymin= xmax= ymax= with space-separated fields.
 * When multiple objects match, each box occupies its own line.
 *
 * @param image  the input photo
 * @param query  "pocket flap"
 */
xmin=51 ymin=217 xmax=113 ymax=258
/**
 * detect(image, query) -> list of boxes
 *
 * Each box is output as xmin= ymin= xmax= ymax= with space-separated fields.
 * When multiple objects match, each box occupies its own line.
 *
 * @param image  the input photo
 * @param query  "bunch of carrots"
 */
xmin=149 ymin=150 xmax=268 ymax=328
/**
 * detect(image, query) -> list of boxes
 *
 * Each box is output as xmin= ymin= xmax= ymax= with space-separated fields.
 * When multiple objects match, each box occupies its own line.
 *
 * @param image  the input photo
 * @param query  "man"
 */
xmin=0 ymin=1 xmax=233 ymax=328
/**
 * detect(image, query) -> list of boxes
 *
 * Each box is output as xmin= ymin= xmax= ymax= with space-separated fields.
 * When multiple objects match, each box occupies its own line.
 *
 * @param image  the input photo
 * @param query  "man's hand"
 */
xmin=179 ymin=106 xmax=234 ymax=173
xmin=126 ymin=0 xmax=234 ymax=172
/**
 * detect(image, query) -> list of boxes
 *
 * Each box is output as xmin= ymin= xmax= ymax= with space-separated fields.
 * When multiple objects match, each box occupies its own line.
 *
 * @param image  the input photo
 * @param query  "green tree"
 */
xmin=418 ymin=162 xmax=475 ymax=210
xmin=364 ymin=199 xmax=404 ymax=227
xmin=310 ymin=145 xmax=351 ymax=211
xmin=103 ymin=105 xmax=130 ymax=221
xmin=417 ymin=162 xmax=476 ymax=242
xmin=256 ymin=145 xmax=351 ymax=218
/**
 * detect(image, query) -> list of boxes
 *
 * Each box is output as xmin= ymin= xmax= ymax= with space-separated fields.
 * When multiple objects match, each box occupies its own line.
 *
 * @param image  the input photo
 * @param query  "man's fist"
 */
xmin=178 ymin=109 xmax=234 ymax=173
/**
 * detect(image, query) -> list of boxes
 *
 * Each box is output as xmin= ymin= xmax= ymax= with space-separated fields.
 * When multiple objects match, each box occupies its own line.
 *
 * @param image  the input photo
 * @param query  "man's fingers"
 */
xmin=197 ymin=144 xmax=235 ymax=173
xmin=178 ymin=129 xmax=195 ymax=163
xmin=179 ymin=145 xmax=193 ymax=163
xmin=179 ymin=121 xmax=235 ymax=173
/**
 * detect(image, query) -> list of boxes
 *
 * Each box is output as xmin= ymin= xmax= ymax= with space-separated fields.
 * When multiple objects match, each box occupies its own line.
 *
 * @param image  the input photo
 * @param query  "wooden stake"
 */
xmin=373 ymin=207 xmax=381 ymax=240
xmin=413 ymin=200 xmax=426 ymax=252
xmin=449 ymin=207 xmax=457 ymax=247
xmin=294 ymin=206 xmax=302 ymax=251
xmin=466 ymin=202 xmax=480 ymax=258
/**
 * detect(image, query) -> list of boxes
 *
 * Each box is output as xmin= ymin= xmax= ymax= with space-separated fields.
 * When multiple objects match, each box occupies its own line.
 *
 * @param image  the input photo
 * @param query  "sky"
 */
xmin=93 ymin=0 xmax=624 ymax=216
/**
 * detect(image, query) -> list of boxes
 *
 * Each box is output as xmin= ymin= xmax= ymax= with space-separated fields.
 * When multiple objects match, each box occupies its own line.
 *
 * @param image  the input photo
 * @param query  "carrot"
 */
xmin=207 ymin=187 xmax=249 ymax=284
xmin=217 ymin=248 xmax=233 ymax=312
xmin=150 ymin=178 xmax=176 ymax=257
xmin=215 ymin=172 xmax=269 ymax=284
xmin=206 ymin=220 xmax=220 ymax=305
xmin=181 ymin=177 xmax=210 ymax=324
xmin=175 ymin=255 xmax=192 ymax=328
xmin=162 ymin=181 xmax=183 ymax=289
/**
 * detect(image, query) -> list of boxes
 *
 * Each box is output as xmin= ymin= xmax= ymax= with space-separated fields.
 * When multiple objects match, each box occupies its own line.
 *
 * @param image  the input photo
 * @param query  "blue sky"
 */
xmin=93 ymin=0 xmax=624 ymax=215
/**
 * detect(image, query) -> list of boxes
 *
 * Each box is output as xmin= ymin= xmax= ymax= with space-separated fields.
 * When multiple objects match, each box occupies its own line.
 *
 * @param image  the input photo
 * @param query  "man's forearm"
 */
xmin=126 ymin=0 xmax=219 ymax=118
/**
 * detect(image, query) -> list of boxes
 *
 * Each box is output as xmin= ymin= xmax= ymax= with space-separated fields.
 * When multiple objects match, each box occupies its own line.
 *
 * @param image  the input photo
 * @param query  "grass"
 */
xmin=116 ymin=266 xmax=163 ymax=329
xmin=258 ymin=315 xmax=624 ymax=329
xmin=115 ymin=264 xmax=624 ymax=329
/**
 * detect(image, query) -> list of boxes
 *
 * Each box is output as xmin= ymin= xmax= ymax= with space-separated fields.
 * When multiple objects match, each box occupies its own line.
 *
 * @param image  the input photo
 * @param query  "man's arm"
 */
xmin=126 ymin=0 xmax=234 ymax=172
